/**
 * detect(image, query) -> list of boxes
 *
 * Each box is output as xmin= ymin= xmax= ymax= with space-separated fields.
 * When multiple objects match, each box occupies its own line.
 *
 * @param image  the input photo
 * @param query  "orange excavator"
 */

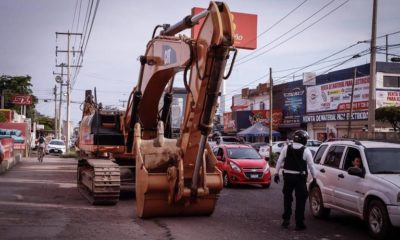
xmin=76 ymin=1 xmax=237 ymax=218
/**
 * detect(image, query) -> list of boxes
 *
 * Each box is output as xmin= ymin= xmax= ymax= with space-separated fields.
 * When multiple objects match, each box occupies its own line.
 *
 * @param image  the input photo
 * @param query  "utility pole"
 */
xmin=119 ymin=100 xmax=128 ymax=107
xmin=269 ymin=68 xmax=273 ymax=158
xmin=385 ymin=34 xmax=388 ymax=62
xmin=347 ymin=68 xmax=357 ymax=138
xmin=54 ymin=85 xmax=58 ymax=138
xmin=368 ymin=0 xmax=377 ymax=139
xmin=56 ymin=31 xmax=82 ymax=151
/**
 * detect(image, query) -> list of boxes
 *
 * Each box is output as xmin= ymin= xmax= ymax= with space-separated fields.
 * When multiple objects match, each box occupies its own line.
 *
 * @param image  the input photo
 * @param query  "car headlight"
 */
xmin=229 ymin=162 xmax=241 ymax=173
xmin=264 ymin=163 xmax=270 ymax=173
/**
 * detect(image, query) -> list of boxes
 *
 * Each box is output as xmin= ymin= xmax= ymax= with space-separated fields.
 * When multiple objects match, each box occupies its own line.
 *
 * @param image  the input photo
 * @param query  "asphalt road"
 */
xmin=1 ymin=156 xmax=396 ymax=240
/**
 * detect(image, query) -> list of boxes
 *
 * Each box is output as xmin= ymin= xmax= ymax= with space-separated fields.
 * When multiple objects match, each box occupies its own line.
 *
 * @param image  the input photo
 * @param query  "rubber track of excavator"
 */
xmin=77 ymin=159 xmax=121 ymax=205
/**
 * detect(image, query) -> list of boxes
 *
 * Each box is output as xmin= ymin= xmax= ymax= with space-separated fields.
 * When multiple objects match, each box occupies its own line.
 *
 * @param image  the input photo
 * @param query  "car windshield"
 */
xmin=365 ymin=148 xmax=400 ymax=174
xmin=222 ymin=137 xmax=241 ymax=143
xmin=49 ymin=140 xmax=65 ymax=146
xmin=227 ymin=148 xmax=261 ymax=160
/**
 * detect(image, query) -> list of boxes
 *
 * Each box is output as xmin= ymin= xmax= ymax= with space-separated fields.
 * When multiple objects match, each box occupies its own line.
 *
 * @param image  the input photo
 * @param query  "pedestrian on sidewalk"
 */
xmin=273 ymin=130 xmax=317 ymax=231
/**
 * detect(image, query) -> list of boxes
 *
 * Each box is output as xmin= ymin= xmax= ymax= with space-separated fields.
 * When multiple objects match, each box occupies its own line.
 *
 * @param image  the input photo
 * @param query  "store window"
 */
xmin=383 ymin=76 xmax=400 ymax=88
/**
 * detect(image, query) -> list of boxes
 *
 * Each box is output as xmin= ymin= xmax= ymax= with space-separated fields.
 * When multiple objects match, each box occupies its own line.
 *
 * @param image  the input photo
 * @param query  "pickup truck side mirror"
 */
xmin=348 ymin=167 xmax=365 ymax=178
xmin=216 ymin=155 xmax=224 ymax=161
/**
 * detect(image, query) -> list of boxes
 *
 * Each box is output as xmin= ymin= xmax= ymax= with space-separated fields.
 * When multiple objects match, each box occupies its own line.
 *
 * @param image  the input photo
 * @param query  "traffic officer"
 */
xmin=274 ymin=130 xmax=316 ymax=231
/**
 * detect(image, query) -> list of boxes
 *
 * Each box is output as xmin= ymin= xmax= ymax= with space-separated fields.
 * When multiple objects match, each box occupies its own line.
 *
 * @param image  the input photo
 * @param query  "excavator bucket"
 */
xmin=134 ymin=123 xmax=222 ymax=218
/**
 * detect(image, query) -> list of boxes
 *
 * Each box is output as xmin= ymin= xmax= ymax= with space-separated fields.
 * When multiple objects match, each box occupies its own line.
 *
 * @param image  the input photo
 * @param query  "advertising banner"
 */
xmin=191 ymin=7 xmax=258 ymax=50
xmin=302 ymin=111 xmax=368 ymax=123
xmin=376 ymin=89 xmax=400 ymax=108
xmin=249 ymin=110 xmax=282 ymax=128
xmin=282 ymin=86 xmax=305 ymax=126
xmin=224 ymin=110 xmax=283 ymax=133
xmin=223 ymin=112 xmax=236 ymax=133
xmin=306 ymin=76 xmax=370 ymax=113
xmin=11 ymin=95 xmax=32 ymax=105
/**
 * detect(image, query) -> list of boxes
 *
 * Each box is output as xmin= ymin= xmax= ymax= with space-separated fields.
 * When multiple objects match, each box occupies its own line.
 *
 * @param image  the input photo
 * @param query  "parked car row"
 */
xmin=258 ymin=140 xmax=322 ymax=159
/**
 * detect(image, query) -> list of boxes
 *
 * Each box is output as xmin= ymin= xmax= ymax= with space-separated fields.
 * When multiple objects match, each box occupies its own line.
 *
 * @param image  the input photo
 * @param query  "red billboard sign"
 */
xmin=11 ymin=95 xmax=32 ymax=105
xmin=191 ymin=7 xmax=257 ymax=50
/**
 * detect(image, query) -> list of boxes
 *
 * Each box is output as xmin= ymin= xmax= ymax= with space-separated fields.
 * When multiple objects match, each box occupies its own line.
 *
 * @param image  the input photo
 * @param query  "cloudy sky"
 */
xmin=1 ymin=0 xmax=399 ymax=126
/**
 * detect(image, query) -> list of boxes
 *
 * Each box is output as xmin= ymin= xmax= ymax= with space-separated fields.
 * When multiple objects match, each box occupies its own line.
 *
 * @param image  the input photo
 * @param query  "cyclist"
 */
xmin=37 ymin=135 xmax=46 ymax=162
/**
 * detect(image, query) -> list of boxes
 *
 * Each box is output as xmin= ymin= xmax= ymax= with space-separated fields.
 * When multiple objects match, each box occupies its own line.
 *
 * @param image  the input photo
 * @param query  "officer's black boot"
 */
xmin=281 ymin=219 xmax=290 ymax=229
xmin=295 ymin=222 xmax=306 ymax=231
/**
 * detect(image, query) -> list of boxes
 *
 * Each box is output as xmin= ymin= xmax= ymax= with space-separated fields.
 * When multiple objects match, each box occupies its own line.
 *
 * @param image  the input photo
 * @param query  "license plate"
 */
xmin=250 ymin=174 xmax=259 ymax=179
xmin=54 ymin=149 xmax=59 ymax=152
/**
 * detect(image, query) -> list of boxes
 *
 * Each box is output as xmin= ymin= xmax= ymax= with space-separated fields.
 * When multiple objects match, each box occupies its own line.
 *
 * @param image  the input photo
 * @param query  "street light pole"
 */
xmin=368 ymin=0 xmax=378 ymax=139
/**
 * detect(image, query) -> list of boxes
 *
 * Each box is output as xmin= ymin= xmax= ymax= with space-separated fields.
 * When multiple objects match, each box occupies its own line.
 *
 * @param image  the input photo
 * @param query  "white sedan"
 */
xmin=46 ymin=139 xmax=66 ymax=155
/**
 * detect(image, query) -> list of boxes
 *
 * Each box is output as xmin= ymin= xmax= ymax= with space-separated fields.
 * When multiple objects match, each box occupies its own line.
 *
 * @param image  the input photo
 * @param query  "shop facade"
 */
xmin=303 ymin=62 xmax=400 ymax=141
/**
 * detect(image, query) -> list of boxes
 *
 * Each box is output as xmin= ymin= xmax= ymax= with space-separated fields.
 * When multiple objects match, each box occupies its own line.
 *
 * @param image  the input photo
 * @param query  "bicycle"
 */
xmin=37 ymin=144 xmax=45 ymax=163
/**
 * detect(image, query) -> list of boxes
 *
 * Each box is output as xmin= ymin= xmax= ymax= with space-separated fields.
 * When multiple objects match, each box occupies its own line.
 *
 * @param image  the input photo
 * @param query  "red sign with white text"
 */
xmin=191 ymin=7 xmax=258 ymax=50
xmin=11 ymin=95 xmax=32 ymax=105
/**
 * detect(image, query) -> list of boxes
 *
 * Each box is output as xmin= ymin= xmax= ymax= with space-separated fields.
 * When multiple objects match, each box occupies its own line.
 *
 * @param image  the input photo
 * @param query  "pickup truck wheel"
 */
xmin=367 ymin=199 xmax=391 ymax=240
xmin=309 ymin=186 xmax=330 ymax=218
xmin=223 ymin=172 xmax=231 ymax=188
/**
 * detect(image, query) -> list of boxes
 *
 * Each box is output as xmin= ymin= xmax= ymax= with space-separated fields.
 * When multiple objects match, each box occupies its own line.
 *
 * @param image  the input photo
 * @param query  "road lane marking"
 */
xmin=0 ymin=178 xmax=76 ymax=188
xmin=0 ymin=200 xmax=114 ymax=211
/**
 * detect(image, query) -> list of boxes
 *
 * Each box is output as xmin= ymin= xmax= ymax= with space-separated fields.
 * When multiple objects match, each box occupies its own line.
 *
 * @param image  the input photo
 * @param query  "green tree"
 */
xmin=0 ymin=75 xmax=38 ymax=119
xmin=375 ymin=106 xmax=400 ymax=132
xmin=36 ymin=115 xmax=55 ymax=132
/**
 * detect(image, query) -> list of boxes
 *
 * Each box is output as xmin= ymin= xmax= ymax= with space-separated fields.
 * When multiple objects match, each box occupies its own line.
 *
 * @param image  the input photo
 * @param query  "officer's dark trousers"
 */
xmin=282 ymin=173 xmax=308 ymax=224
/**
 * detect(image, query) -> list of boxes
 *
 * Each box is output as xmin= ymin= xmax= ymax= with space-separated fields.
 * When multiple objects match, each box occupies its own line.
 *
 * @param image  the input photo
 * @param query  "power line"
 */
xmin=73 ymin=0 xmax=84 ymax=53
xmin=236 ymin=0 xmax=350 ymax=67
xmin=237 ymin=0 xmax=335 ymax=63
xmin=220 ymin=47 xmax=370 ymax=106
xmin=237 ymin=0 xmax=309 ymax=61
xmin=71 ymin=0 xmax=100 ymax=89
xmin=71 ymin=0 xmax=79 ymax=31
xmin=219 ymin=52 xmax=370 ymax=110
